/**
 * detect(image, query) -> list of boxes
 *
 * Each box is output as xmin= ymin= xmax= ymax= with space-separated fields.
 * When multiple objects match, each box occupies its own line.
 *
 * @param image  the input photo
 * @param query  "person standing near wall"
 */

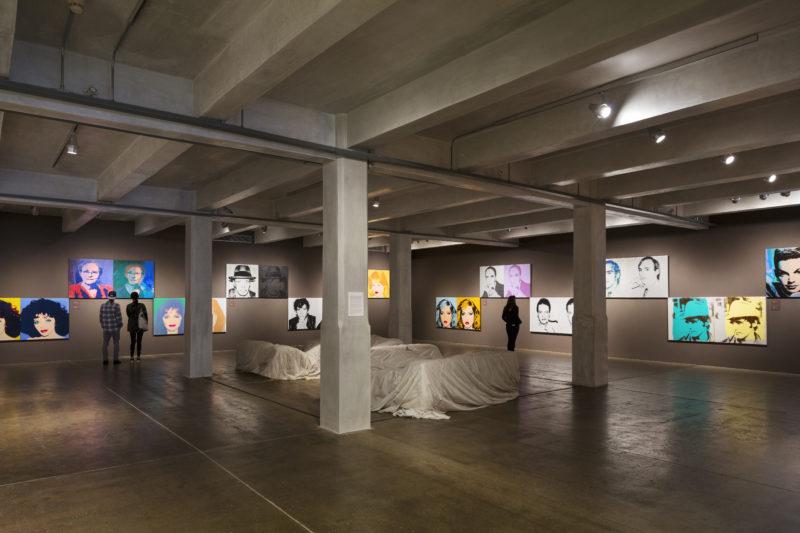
xmin=501 ymin=296 xmax=522 ymax=351
xmin=99 ymin=290 xmax=123 ymax=365
xmin=126 ymin=292 xmax=147 ymax=362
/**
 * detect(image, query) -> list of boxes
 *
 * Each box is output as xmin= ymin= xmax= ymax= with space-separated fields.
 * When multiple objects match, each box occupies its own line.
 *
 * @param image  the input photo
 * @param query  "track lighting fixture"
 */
xmin=759 ymin=193 xmax=769 ymax=201
xmin=589 ymin=102 xmax=612 ymax=119
xmin=260 ymin=226 xmax=268 ymax=235
xmin=649 ymin=127 xmax=666 ymax=144
xmin=766 ymin=174 xmax=777 ymax=183
xmin=31 ymin=206 xmax=39 ymax=216
xmin=65 ymin=133 xmax=78 ymax=155
xmin=722 ymin=154 xmax=735 ymax=165
xmin=221 ymin=222 xmax=230 ymax=230
xmin=730 ymin=197 xmax=741 ymax=204
xmin=69 ymin=0 xmax=85 ymax=15
xmin=780 ymin=191 xmax=791 ymax=197
xmin=371 ymin=197 xmax=380 ymax=208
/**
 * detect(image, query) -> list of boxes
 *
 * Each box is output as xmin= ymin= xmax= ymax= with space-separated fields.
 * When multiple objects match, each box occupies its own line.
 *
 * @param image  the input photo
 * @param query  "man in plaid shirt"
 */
xmin=99 ymin=290 xmax=124 ymax=365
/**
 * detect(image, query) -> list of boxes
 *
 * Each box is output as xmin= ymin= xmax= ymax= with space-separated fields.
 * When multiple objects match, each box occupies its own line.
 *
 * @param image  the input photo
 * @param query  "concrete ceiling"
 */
xmin=2 ymin=0 xmax=800 ymax=245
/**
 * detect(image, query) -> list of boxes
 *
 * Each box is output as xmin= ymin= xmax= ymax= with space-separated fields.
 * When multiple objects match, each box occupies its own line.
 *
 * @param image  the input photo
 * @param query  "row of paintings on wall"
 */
xmin=528 ymin=295 xmax=767 ymax=345
xmin=434 ymin=297 xmax=481 ymax=331
xmin=69 ymin=259 xmax=155 ymax=299
xmin=224 ymin=265 xmax=391 ymax=299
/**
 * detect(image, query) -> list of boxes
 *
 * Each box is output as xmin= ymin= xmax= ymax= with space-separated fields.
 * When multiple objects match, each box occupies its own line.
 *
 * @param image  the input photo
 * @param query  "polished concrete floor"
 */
xmin=2 ymin=346 xmax=799 ymax=532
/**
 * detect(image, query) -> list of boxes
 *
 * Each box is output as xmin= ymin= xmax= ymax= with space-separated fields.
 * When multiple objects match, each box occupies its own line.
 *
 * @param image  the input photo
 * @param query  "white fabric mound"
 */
xmin=372 ymin=349 xmax=520 ymax=420
xmin=236 ymin=340 xmax=320 ymax=380
xmin=236 ymin=338 xmax=520 ymax=419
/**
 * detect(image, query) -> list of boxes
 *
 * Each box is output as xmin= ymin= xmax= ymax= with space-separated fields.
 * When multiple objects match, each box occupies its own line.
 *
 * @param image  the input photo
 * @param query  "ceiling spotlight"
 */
xmin=589 ymin=102 xmax=612 ymax=119
xmin=65 ymin=133 xmax=78 ymax=155
xmin=31 ymin=206 xmax=39 ymax=216
xmin=69 ymin=0 xmax=85 ymax=14
xmin=766 ymin=174 xmax=777 ymax=183
xmin=722 ymin=154 xmax=735 ymax=165
xmin=759 ymin=193 xmax=769 ymax=200
xmin=260 ymin=226 xmax=268 ymax=235
xmin=780 ymin=191 xmax=791 ymax=197
xmin=649 ymin=127 xmax=666 ymax=144
xmin=371 ymin=197 xmax=380 ymax=208
xmin=221 ymin=222 xmax=230 ymax=230
xmin=730 ymin=197 xmax=741 ymax=204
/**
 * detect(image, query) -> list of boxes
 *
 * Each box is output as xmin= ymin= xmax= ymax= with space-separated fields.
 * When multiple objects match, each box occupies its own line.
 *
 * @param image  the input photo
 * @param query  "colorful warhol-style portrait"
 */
xmin=212 ymin=298 xmax=226 ymax=333
xmin=480 ymin=265 xmax=505 ymax=298
xmin=113 ymin=260 xmax=155 ymax=299
xmin=503 ymin=264 xmax=531 ymax=298
xmin=766 ymin=247 xmax=800 ymax=298
xmin=606 ymin=255 xmax=669 ymax=298
xmin=153 ymin=298 xmax=185 ymax=336
xmin=530 ymin=296 xmax=573 ymax=335
xmin=258 ymin=265 xmax=288 ymax=299
xmin=20 ymin=298 xmax=69 ymax=340
xmin=605 ymin=260 xmax=621 ymax=296
xmin=226 ymin=264 xmax=258 ymax=298
xmin=0 ymin=297 xmax=22 ymax=341
xmin=456 ymin=297 xmax=481 ymax=331
xmin=68 ymin=258 xmax=114 ymax=299
xmin=723 ymin=297 xmax=766 ymax=345
xmin=435 ymin=297 xmax=457 ymax=329
xmin=288 ymin=298 xmax=322 ymax=331
xmin=368 ymin=270 xmax=390 ymax=299
xmin=670 ymin=297 xmax=717 ymax=342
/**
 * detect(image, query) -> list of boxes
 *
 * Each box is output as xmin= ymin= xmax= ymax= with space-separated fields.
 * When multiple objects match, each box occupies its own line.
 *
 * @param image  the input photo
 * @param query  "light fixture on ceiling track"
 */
xmin=722 ymin=154 xmax=736 ymax=165
xmin=780 ymin=191 xmax=791 ymax=197
xmin=260 ymin=226 xmax=268 ymax=235
xmin=649 ymin=127 xmax=666 ymax=144
xmin=766 ymin=174 xmax=777 ymax=183
xmin=589 ymin=102 xmax=612 ymax=119
xmin=730 ymin=197 xmax=741 ymax=204
xmin=65 ymin=132 xmax=78 ymax=155
xmin=371 ymin=197 xmax=380 ymax=208
xmin=759 ymin=193 xmax=769 ymax=200
xmin=69 ymin=0 xmax=85 ymax=15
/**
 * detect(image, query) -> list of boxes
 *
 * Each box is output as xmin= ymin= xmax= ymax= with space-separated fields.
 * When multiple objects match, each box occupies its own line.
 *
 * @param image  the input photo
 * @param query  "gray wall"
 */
xmin=413 ymin=209 xmax=800 ymax=374
xmin=0 ymin=213 xmax=388 ymax=363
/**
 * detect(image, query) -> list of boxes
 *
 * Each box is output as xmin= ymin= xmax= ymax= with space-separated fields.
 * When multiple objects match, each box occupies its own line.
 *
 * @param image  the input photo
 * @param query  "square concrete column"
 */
xmin=184 ymin=215 xmax=213 ymax=378
xmin=320 ymin=158 xmax=371 ymax=434
xmin=571 ymin=203 xmax=608 ymax=387
xmin=388 ymin=234 xmax=412 ymax=343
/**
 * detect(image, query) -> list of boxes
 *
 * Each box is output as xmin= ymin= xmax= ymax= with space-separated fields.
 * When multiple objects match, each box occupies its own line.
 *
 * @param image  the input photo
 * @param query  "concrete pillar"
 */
xmin=388 ymin=234 xmax=412 ymax=343
xmin=184 ymin=216 xmax=213 ymax=378
xmin=571 ymin=202 xmax=608 ymax=387
xmin=320 ymin=158 xmax=371 ymax=433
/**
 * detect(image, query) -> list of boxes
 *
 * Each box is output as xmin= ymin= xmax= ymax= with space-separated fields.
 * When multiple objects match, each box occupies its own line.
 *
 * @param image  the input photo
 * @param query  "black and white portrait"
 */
xmin=226 ymin=264 xmax=258 ymax=298
xmin=288 ymin=297 xmax=322 ymax=331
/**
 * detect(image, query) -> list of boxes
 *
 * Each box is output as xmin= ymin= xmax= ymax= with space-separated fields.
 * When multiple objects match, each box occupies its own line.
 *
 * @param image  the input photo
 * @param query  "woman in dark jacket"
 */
xmin=126 ymin=292 xmax=148 ymax=362
xmin=501 ymin=295 xmax=522 ymax=351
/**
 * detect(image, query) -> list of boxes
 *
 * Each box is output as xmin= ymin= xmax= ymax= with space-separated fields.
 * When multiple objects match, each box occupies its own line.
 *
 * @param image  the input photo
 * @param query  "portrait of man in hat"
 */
xmin=259 ymin=265 xmax=288 ymax=298
xmin=226 ymin=264 xmax=258 ymax=298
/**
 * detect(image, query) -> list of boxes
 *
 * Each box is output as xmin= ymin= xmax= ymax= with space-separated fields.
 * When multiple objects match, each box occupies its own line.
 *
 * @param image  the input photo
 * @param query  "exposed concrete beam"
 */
xmin=254 ymin=226 xmax=318 ymax=244
xmin=62 ymin=208 xmax=100 ymax=233
xmin=212 ymin=223 xmax=260 ymax=240
xmin=98 ymin=137 xmax=191 ymax=201
xmin=302 ymin=233 xmax=324 ymax=248
xmin=444 ymin=208 xmax=572 ymax=236
xmin=598 ymin=140 xmax=800 ymax=199
xmin=196 ymin=158 xmax=319 ymax=210
xmin=194 ymin=0 xmax=397 ymax=119
xmin=368 ymin=186 xmax=491 ymax=223
xmin=379 ymin=198 xmax=550 ymax=232
xmin=514 ymin=90 xmax=800 ymax=189
xmin=454 ymin=21 xmax=800 ymax=170
xmin=274 ymin=173 xmax=419 ymax=219
xmin=0 ymin=169 xmax=97 ymax=202
xmin=489 ymin=214 xmax=646 ymax=240
xmin=678 ymin=191 xmax=800 ymax=216
xmin=0 ymin=0 xmax=16 ymax=77
xmin=368 ymin=236 xmax=390 ymax=249
xmin=346 ymin=0 xmax=756 ymax=148
xmin=643 ymin=171 xmax=800 ymax=207
xmin=241 ymin=97 xmax=335 ymax=146
xmin=134 ymin=215 xmax=181 ymax=236
xmin=0 ymin=87 xmax=334 ymax=162
xmin=411 ymin=240 xmax=464 ymax=251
